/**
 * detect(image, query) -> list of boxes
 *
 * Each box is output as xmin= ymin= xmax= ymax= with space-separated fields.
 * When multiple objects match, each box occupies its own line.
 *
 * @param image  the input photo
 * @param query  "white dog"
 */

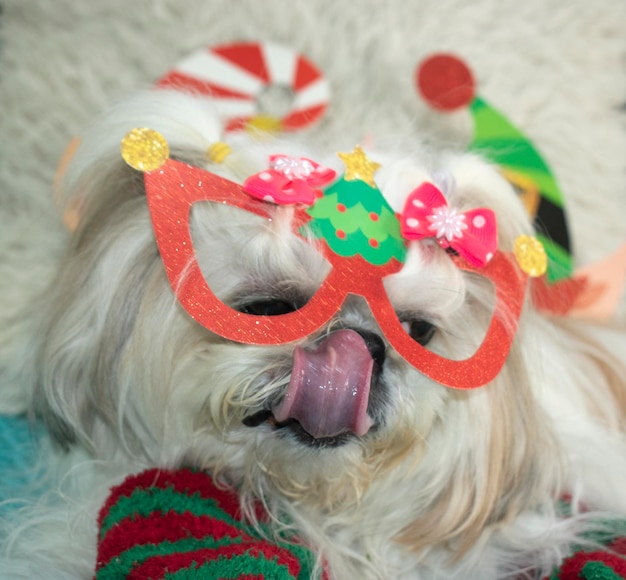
xmin=1 ymin=91 xmax=625 ymax=579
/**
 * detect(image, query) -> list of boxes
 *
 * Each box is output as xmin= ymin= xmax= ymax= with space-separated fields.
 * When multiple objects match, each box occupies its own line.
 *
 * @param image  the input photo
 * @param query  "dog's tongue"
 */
xmin=273 ymin=329 xmax=374 ymax=439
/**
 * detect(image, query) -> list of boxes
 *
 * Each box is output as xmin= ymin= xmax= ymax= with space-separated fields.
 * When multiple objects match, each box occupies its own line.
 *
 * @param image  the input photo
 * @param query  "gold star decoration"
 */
xmin=337 ymin=146 xmax=381 ymax=187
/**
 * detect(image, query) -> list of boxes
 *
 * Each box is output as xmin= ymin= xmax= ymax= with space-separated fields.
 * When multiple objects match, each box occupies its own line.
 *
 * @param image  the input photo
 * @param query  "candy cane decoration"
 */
xmin=157 ymin=41 xmax=331 ymax=133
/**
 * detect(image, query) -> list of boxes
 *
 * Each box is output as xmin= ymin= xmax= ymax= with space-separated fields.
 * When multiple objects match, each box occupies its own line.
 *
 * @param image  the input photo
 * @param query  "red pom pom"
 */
xmin=416 ymin=54 xmax=475 ymax=111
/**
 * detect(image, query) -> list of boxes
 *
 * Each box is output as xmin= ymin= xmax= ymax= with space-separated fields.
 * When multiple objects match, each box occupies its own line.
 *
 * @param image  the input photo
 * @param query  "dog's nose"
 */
xmin=356 ymin=330 xmax=386 ymax=368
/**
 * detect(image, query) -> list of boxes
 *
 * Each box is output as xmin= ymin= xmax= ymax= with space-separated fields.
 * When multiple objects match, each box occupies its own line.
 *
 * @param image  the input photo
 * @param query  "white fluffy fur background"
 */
xmin=0 ymin=0 xmax=625 ymax=331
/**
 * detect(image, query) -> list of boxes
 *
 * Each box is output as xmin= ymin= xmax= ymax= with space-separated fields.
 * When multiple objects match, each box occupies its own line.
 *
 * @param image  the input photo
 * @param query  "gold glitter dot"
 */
xmin=206 ymin=141 xmax=233 ymax=164
xmin=514 ymin=235 xmax=548 ymax=277
xmin=121 ymin=128 xmax=169 ymax=172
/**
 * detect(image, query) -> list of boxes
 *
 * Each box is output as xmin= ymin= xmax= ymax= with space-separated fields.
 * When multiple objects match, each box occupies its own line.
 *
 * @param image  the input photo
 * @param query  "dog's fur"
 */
xmin=1 ymin=91 xmax=625 ymax=579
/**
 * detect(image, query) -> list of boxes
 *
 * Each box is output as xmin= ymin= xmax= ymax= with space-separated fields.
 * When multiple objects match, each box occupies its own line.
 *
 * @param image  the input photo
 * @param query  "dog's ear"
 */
xmin=32 ymin=91 xmax=229 ymax=455
xmin=36 ymin=133 xmax=153 ymax=454
xmin=32 ymin=202 xmax=163 ymax=455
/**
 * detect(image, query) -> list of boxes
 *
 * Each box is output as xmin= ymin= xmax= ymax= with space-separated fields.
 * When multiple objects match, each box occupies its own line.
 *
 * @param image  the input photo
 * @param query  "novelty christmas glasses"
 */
xmin=121 ymin=128 xmax=543 ymax=389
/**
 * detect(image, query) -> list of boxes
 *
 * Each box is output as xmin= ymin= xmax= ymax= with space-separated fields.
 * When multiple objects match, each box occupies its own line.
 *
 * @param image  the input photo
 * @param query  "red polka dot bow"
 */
xmin=401 ymin=182 xmax=498 ymax=268
xmin=243 ymin=155 xmax=336 ymax=205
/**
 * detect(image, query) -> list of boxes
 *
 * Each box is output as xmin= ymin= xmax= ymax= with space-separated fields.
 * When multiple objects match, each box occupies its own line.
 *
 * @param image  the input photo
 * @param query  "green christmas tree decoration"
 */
xmin=305 ymin=147 xmax=407 ymax=266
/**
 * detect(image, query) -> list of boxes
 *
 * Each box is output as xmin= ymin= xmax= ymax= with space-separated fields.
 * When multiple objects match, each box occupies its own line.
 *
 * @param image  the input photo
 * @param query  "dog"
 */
xmin=1 ymin=90 xmax=625 ymax=579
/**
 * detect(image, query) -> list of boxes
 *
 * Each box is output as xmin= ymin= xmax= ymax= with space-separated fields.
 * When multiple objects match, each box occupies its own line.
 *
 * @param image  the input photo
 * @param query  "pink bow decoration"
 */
xmin=243 ymin=155 xmax=336 ymax=206
xmin=401 ymin=182 xmax=498 ymax=268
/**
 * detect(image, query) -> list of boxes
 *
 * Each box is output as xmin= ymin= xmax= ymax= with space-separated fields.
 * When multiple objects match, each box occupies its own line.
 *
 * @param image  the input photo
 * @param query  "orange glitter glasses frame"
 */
xmin=124 ymin=129 xmax=529 ymax=390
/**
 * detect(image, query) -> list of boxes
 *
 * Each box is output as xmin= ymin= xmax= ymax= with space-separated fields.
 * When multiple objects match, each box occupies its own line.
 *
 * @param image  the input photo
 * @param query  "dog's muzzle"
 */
xmin=272 ymin=328 xmax=384 ymax=440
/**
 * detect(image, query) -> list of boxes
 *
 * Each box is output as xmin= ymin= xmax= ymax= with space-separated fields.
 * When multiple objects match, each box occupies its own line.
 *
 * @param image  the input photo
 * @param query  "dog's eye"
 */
xmin=401 ymin=319 xmax=436 ymax=346
xmin=240 ymin=299 xmax=299 ymax=316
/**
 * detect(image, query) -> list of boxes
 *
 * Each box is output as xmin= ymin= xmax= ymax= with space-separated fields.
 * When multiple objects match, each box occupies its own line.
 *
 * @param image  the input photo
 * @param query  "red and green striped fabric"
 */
xmin=95 ymin=469 xmax=626 ymax=579
xmin=94 ymin=468 xmax=320 ymax=580
xmin=549 ymin=550 xmax=626 ymax=580
xmin=544 ymin=499 xmax=626 ymax=579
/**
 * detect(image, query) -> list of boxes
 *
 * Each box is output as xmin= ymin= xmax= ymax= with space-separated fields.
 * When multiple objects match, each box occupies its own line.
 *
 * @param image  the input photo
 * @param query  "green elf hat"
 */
xmin=416 ymin=54 xmax=573 ymax=284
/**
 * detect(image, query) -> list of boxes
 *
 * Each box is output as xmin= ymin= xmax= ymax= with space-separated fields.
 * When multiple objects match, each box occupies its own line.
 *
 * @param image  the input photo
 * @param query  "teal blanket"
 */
xmin=0 ymin=414 xmax=46 ymax=516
